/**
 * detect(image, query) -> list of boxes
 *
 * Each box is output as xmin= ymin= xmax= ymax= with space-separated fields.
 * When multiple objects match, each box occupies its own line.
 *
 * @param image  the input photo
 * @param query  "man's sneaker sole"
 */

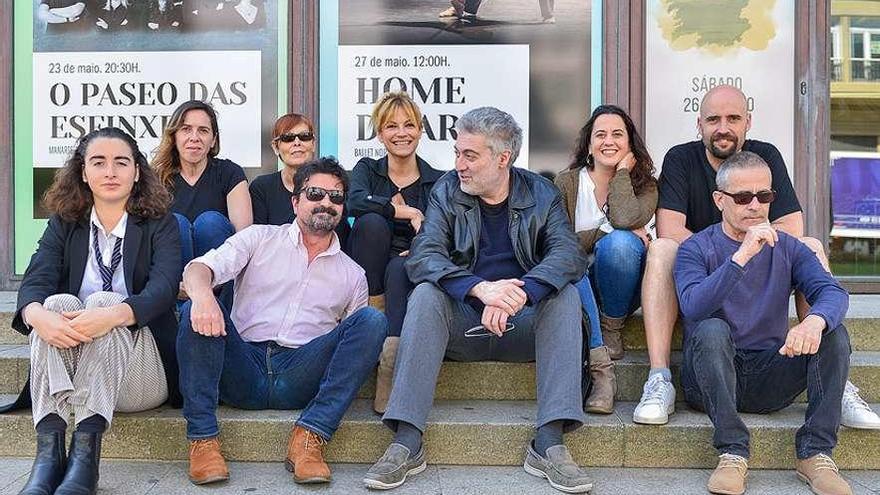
xmin=523 ymin=461 xmax=593 ymax=493
xmin=363 ymin=461 xmax=427 ymax=490
xmin=841 ymin=419 xmax=880 ymax=429
xmin=189 ymin=473 xmax=230 ymax=485
xmin=633 ymin=403 xmax=675 ymax=425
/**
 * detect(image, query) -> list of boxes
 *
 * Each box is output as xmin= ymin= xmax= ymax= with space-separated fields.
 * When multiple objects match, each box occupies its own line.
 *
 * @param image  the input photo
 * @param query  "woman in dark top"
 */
xmin=555 ymin=105 xmax=658 ymax=414
xmin=347 ymin=91 xmax=443 ymax=414
xmin=249 ymin=113 xmax=350 ymax=243
xmin=11 ymin=127 xmax=181 ymax=495
xmin=153 ymin=100 xmax=251 ymax=306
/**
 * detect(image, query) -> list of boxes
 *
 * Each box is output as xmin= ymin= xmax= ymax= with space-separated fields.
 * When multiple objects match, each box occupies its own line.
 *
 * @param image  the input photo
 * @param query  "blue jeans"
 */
xmin=175 ymin=211 xmax=235 ymax=308
xmin=574 ymin=275 xmax=602 ymax=349
xmin=681 ymin=318 xmax=851 ymax=459
xmin=177 ymin=301 xmax=388 ymax=440
xmin=590 ymin=230 xmax=646 ymax=319
xmin=174 ymin=211 xmax=235 ymax=267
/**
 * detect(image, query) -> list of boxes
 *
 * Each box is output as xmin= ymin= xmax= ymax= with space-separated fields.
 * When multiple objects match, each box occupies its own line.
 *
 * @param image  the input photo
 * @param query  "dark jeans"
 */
xmin=348 ymin=212 xmax=414 ymax=337
xmin=590 ymin=230 xmax=646 ymax=319
xmin=177 ymin=300 xmax=387 ymax=440
xmin=681 ymin=318 xmax=851 ymax=459
xmin=175 ymin=211 xmax=235 ymax=309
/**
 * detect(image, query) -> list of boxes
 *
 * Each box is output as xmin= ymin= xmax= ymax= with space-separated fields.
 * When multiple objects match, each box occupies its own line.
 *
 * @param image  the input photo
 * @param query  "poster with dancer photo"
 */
xmin=322 ymin=0 xmax=599 ymax=172
xmin=644 ymin=0 xmax=795 ymax=177
xmin=14 ymin=0 xmax=286 ymax=272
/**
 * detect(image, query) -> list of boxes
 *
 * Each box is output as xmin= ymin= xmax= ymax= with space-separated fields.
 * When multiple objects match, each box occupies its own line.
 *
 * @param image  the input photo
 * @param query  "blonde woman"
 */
xmin=347 ymin=91 xmax=443 ymax=414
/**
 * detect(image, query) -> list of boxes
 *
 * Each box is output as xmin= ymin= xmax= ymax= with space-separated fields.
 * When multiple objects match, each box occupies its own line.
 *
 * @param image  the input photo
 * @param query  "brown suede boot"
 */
xmin=188 ymin=438 xmax=229 ymax=485
xmin=600 ymin=314 xmax=626 ymax=360
xmin=285 ymin=425 xmax=331 ymax=484
xmin=584 ymin=346 xmax=617 ymax=414
xmin=369 ymin=294 xmax=386 ymax=312
xmin=373 ymin=336 xmax=400 ymax=414
xmin=707 ymin=453 xmax=747 ymax=495
xmin=796 ymin=454 xmax=853 ymax=495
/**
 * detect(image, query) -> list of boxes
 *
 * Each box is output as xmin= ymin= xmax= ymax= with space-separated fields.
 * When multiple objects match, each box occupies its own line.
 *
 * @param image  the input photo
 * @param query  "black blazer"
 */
xmin=1 ymin=212 xmax=183 ymax=412
xmin=347 ymin=155 xmax=444 ymax=219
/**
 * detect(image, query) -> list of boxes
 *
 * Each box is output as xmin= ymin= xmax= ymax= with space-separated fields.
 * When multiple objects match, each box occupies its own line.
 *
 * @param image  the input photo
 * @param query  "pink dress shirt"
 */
xmin=190 ymin=222 xmax=368 ymax=348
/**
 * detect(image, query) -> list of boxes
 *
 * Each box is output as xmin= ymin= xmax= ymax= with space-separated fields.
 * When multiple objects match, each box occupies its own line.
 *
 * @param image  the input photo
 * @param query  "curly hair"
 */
xmin=43 ymin=127 xmax=172 ymax=222
xmin=569 ymin=105 xmax=656 ymax=195
xmin=152 ymin=100 xmax=220 ymax=188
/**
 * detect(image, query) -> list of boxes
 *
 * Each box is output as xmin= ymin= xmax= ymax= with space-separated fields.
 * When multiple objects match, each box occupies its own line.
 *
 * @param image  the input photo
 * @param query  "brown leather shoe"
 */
xmin=796 ymin=454 xmax=853 ymax=495
xmin=707 ymin=453 xmax=747 ymax=495
xmin=600 ymin=315 xmax=626 ymax=360
xmin=285 ymin=425 xmax=331 ymax=484
xmin=188 ymin=438 xmax=229 ymax=485
xmin=584 ymin=346 xmax=616 ymax=414
xmin=368 ymin=294 xmax=386 ymax=312
xmin=374 ymin=336 xmax=400 ymax=414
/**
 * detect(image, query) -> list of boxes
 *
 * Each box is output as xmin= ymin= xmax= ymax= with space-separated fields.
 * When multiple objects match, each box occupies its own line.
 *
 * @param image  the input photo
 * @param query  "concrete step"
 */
xmin=1 ymin=459 xmax=879 ymax=495
xmin=0 ymin=398 xmax=878 ymax=469
xmin=3 ymin=311 xmax=880 ymax=351
xmin=2 ymin=344 xmax=880 ymax=404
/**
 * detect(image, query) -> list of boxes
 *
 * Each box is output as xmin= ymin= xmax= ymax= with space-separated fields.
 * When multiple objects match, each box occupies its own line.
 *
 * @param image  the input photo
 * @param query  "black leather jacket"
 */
xmin=406 ymin=167 xmax=586 ymax=293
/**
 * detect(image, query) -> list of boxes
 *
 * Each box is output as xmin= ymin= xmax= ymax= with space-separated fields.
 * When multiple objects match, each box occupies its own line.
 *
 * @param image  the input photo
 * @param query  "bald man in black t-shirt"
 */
xmin=630 ymin=85 xmax=879 ymax=431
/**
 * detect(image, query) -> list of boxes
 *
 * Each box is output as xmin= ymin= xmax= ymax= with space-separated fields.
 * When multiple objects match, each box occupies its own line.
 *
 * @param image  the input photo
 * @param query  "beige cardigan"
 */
xmin=554 ymin=167 xmax=658 ymax=253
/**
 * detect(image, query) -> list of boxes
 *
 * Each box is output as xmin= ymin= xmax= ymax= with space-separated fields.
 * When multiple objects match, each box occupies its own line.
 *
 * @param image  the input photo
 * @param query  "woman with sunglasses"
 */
xmin=249 ymin=113 xmax=350 ymax=243
xmin=10 ymin=127 xmax=181 ymax=495
xmin=153 ymin=100 xmax=251 ymax=307
xmin=555 ymin=105 xmax=658 ymax=414
xmin=347 ymin=91 xmax=443 ymax=414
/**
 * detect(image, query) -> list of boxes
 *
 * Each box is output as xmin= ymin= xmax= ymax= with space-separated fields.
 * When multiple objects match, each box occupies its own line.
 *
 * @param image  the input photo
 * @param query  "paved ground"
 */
xmin=1 ymin=459 xmax=878 ymax=495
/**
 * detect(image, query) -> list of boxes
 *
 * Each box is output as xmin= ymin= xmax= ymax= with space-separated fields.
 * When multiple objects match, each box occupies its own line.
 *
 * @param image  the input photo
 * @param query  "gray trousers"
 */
xmin=30 ymin=292 xmax=139 ymax=428
xmin=383 ymin=282 xmax=584 ymax=433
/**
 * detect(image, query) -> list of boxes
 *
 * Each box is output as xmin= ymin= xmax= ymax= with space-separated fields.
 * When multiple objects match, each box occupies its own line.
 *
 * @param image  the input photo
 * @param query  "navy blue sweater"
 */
xmin=674 ymin=223 xmax=848 ymax=350
xmin=440 ymin=199 xmax=552 ymax=309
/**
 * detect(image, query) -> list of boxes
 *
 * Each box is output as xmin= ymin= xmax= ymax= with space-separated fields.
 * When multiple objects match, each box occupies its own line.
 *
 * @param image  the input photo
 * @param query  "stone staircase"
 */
xmin=0 ymin=301 xmax=878 ymax=470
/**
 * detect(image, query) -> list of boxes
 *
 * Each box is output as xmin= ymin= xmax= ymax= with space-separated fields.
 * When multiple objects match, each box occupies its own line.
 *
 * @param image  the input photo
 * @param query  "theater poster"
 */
xmin=645 ymin=0 xmax=795 ymax=176
xmin=14 ymin=1 xmax=287 ymax=272
xmin=321 ymin=0 xmax=601 ymax=171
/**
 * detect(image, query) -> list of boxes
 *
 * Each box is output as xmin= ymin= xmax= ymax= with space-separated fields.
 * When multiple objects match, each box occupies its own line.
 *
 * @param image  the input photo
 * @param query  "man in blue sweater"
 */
xmin=674 ymin=151 xmax=852 ymax=495
xmin=363 ymin=107 xmax=591 ymax=493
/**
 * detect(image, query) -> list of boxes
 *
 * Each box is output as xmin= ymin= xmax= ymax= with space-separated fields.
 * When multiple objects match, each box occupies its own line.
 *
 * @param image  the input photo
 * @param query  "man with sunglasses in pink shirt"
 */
xmin=674 ymin=151 xmax=853 ymax=495
xmin=632 ymin=85 xmax=879 ymax=434
xmin=177 ymin=157 xmax=388 ymax=486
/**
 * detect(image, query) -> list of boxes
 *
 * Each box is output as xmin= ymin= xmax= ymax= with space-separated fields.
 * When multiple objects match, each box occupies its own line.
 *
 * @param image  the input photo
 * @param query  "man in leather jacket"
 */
xmin=364 ymin=107 xmax=593 ymax=494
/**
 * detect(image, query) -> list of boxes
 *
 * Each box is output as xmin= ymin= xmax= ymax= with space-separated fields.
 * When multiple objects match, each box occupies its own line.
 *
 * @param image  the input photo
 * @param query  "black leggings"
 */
xmin=348 ymin=213 xmax=414 ymax=337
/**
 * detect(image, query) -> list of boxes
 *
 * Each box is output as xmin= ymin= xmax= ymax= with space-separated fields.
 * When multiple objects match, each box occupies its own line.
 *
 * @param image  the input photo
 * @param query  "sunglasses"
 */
xmin=464 ymin=323 xmax=516 ymax=338
xmin=275 ymin=131 xmax=315 ymax=143
xmin=718 ymin=189 xmax=776 ymax=205
xmin=304 ymin=186 xmax=345 ymax=205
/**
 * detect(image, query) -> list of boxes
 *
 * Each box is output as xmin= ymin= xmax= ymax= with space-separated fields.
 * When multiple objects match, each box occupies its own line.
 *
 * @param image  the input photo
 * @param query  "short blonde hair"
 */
xmin=371 ymin=91 xmax=423 ymax=132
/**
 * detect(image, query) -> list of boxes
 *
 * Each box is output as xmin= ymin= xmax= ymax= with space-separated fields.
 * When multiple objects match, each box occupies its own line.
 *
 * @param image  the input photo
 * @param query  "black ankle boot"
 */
xmin=54 ymin=431 xmax=102 ymax=495
xmin=18 ymin=431 xmax=67 ymax=495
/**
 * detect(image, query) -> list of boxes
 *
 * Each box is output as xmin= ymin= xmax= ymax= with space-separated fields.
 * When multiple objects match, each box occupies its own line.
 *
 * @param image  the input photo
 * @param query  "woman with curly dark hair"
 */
xmin=10 ymin=127 xmax=182 ymax=495
xmin=555 ymin=105 xmax=658 ymax=414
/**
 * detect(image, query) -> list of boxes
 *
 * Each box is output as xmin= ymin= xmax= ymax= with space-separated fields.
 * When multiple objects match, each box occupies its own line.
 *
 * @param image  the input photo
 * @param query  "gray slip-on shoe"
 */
xmin=363 ymin=443 xmax=427 ymax=490
xmin=524 ymin=442 xmax=593 ymax=493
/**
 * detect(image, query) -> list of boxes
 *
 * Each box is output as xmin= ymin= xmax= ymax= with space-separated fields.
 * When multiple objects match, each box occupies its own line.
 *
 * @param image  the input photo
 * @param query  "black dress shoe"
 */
xmin=18 ymin=431 xmax=67 ymax=495
xmin=54 ymin=431 xmax=102 ymax=495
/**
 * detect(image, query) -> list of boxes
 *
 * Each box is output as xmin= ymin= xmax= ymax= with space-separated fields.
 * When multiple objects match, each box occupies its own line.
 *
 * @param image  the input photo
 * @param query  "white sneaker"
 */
xmin=633 ymin=373 xmax=676 ymax=425
xmin=841 ymin=380 xmax=880 ymax=429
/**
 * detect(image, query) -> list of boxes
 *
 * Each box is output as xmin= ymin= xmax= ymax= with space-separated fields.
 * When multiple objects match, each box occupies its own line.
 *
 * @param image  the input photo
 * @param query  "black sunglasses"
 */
xmin=718 ymin=189 xmax=776 ymax=205
xmin=304 ymin=186 xmax=345 ymax=205
xmin=276 ymin=131 xmax=315 ymax=143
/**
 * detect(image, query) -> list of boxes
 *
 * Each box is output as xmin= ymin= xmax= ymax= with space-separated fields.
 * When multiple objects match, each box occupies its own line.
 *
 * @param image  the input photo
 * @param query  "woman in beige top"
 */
xmin=555 ymin=105 xmax=657 ymax=414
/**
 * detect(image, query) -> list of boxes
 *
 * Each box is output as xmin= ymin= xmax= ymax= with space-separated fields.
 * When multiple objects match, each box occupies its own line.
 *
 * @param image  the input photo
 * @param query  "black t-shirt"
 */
xmin=657 ymin=140 xmax=801 ymax=234
xmin=170 ymin=158 xmax=247 ymax=223
xmin=249 ymin=170 xmax=352 ymax=244
xmin=250 ymin=171 xmax=294 ymax=226
xmin=390 ymin=181 xmax=422 ymax=254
